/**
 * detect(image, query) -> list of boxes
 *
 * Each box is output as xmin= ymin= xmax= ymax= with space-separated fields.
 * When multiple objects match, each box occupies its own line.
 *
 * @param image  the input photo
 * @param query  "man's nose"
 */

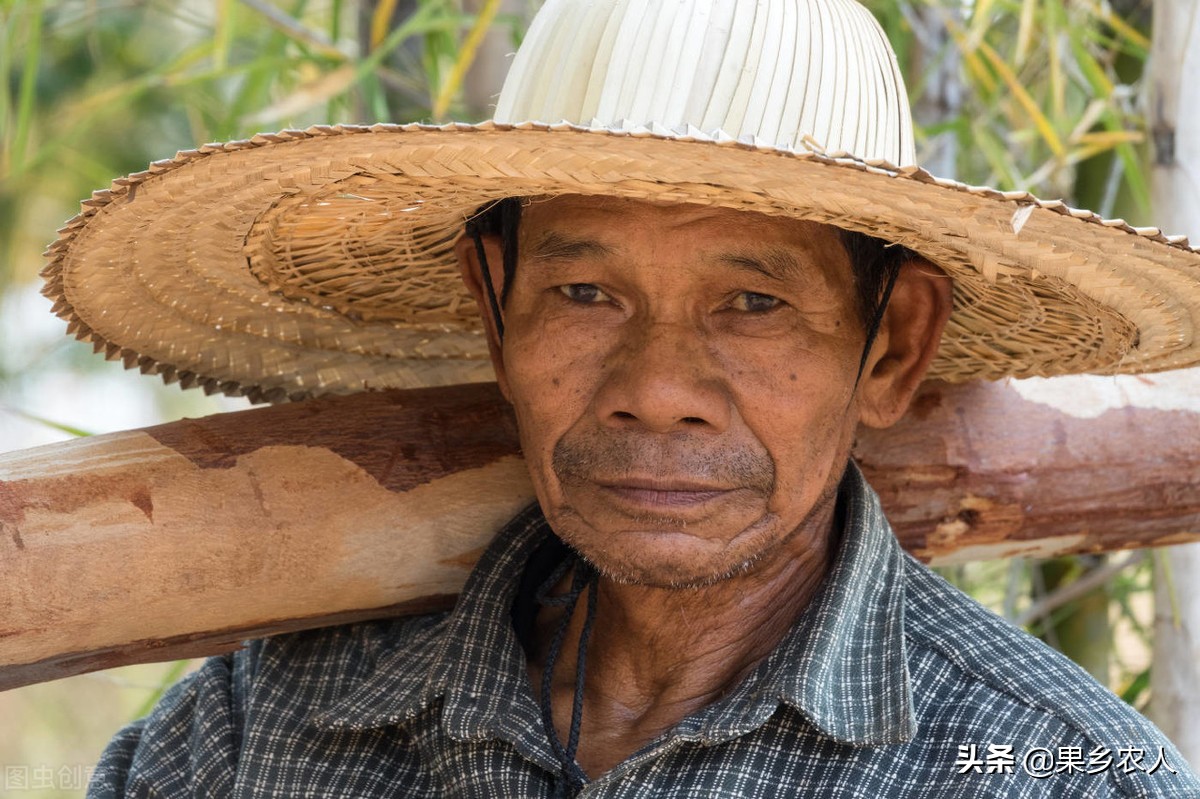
xmin=592 ymin=320 xmax=731 ymax=434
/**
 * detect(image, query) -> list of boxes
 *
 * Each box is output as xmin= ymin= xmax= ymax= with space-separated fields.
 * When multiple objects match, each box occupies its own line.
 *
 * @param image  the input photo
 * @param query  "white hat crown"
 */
xmin=494 ymin=0 xmax=917 ymax=166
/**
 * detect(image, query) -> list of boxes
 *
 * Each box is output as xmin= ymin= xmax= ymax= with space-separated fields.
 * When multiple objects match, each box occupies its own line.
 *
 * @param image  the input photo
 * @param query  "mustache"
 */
xmin=551 ymin=429 xmax=776 ymax=493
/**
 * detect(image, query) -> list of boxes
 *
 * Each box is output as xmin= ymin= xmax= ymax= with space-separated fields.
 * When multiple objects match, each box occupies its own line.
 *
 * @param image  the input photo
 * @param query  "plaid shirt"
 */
xmin=89 ymin=464 xmax=1199 ymax=798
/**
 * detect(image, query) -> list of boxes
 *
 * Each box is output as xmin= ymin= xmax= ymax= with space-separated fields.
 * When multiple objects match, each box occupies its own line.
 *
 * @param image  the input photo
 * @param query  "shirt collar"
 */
xmin=311 ymin=463 xmax=915 ymax=748
xmin=757 ymin=461 xmax=916 ymax=743
xmin=657 ymin=462 xmax=915 ymax=748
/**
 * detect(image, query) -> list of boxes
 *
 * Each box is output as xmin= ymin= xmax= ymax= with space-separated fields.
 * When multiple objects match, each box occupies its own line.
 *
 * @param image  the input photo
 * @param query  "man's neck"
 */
xmin=526 ymin=499 xmax=839 ymax=778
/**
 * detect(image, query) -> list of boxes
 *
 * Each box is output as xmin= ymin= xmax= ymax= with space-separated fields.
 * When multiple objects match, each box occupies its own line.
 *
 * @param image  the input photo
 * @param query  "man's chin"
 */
xmin=578 ymin=541 xmax=767 ymax=590
xmin=548 ymin=508 xmax=776 ymax=589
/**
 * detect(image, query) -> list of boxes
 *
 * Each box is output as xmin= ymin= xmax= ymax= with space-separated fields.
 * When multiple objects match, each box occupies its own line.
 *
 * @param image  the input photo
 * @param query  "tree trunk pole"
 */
xmin=1147 ymin=0 xmax=1200 ymax=768
xmin=3 ymin=379 xmax=1200 ymax=691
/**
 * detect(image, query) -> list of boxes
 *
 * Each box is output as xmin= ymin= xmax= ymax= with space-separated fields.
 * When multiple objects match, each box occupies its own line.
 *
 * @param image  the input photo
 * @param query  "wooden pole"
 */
xmin=2 ymin=379 xmax=1198 ymax=691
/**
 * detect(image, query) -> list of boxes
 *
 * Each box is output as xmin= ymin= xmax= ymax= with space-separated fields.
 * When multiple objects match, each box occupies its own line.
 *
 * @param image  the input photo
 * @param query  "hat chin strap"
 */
xmin=466 ymin=198 xmax=523 ymax=343
xmin=854 ymin=265 xmax=902 ymax=389
xmin=466 ymin=221 xmax=507 ymax=342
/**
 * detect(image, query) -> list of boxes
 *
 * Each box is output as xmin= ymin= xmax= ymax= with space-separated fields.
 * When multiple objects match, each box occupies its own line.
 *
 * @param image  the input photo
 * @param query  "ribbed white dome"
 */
xmin=494 ymin=0 xmax=916 ymax=166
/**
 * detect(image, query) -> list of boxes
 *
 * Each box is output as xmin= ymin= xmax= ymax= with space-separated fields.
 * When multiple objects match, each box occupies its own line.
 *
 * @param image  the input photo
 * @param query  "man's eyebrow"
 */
xmin=529 ymin=232 xmax=616 ymax=261
xmin=715 ymin=248 xmax=808 ymax=282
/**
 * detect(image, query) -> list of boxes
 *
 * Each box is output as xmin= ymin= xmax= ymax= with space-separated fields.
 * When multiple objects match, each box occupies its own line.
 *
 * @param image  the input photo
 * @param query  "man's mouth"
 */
xmin=551 ymin=431 xmax=777 ymax=514
xmin=594 ymin=478 xmax=736 ymax=509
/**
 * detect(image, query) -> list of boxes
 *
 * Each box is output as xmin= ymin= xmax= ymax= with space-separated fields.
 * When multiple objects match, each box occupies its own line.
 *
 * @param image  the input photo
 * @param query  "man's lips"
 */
xmin=593 ymin=478 xmax=738 ymax=509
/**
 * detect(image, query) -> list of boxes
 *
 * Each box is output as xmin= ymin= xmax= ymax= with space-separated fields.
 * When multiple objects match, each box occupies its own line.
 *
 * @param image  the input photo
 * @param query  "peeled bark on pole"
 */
xmin=2 ymin=379 xmax=1199 ymax=692
xmin=1147 ymin=0 xmax=1200 ymax=768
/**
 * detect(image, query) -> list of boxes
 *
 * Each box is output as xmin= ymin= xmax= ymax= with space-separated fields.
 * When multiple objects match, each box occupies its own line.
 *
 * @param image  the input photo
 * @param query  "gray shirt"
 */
xmin=88 ymin=463 xmax=1200 ymax=797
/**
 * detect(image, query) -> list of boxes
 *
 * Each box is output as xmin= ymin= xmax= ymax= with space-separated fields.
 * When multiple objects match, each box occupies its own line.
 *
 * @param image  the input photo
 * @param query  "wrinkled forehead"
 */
xmin=517 ymin=195 xmax=853 ymax=274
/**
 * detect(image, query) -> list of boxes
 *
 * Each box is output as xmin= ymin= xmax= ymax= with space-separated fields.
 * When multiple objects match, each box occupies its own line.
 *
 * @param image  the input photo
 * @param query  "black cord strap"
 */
xmin=535 ymin=554 xmax=598 ymax=797
xmin=466 ymin=221 xmax=506 ymax=342
xmin=853 ymin=263 xmax=903 ymax=387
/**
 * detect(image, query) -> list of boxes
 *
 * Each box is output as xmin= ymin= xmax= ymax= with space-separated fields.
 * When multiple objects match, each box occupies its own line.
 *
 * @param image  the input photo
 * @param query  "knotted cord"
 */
xmin=534 ymin=554 xmax=599 ymax=797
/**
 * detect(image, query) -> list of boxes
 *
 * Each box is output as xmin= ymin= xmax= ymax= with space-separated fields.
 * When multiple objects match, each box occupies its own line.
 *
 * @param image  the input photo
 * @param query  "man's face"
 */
xmin=462 ymin=196 xmax=915 ymax=588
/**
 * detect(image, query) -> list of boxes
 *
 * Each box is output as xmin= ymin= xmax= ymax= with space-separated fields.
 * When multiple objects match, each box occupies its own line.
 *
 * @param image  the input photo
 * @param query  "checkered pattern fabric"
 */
xmin=88 ymin=464 xmax=1199 ymax=797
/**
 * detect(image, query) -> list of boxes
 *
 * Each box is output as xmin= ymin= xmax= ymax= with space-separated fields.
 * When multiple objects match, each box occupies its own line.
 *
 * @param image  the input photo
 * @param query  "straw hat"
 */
xmin=42 ymin=0 xmax=1200 ymax=403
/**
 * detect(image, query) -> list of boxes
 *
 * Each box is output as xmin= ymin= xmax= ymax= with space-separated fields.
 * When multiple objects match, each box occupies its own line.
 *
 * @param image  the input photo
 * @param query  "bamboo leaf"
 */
xmin=354 ymin=5 xmax=463 ymax=89
xmin=1111 ymin=592 xmax=1150 ymax=641
xmin=1113 ymin=139 xmax=1150 ymax=216
xmin=214 ymin=0 xmax=235 ymax=70
xmin=971 ymin=121 xmax=1021 ymax=189
xmin=371 ymin=0 xmax=402 ymax=51
xmin=976 ymin=38 xmax=1066 ymax=158
xmin=247 ymin=63 xmax=358 ymax=124
xmin=1067 ymin=33 xmax=1114 ymax=98
xmin=1076 ymin=129 xmax=1143 ymax=148
xmin=1085 ymin=0 xmax=1149 ymax=56
xmin=939 ymin=13 xmax=999 ymax=94
xmin=1015 ymin=0 xmax=1037 ymax=67
xmin=367 ymin=73 xmax=392 ymax=121
xmin=236 ymin=0 xmax=346 ymax=61
xmin=9 ymin=0 xmax=44 ymax=175
xmin=1119 ymin=666 xmax=1151 ymax=707
xmin=1 ymin=406 xmax=94 ymax=438
xmin=4 ymin=42 xmax=213 ymax=184
xmin=966 ymin=0 xmax=997 ymax=52
xmin=431 ymin=0 xmax=503 ymax=120
xmin=1066 ymin=98 xmax=1110 ymax=143
xmin=58 ymin=144 xmax=131 ymax=189
xmin=330 ymin=0 xmax=344 ymax=43
xmin=226 ymin=0 xmax=315 ymax=135
xmin=0 ymin=11 xmax=13 ymax=177
xmin=1046 ymin=0 xmax=1064 ymax=121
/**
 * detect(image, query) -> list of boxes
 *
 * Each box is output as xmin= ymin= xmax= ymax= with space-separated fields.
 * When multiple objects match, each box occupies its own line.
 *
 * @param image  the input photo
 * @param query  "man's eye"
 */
xmin=559 ymin=283 xmax=611 ymax=304
xmin=729 ymin=292 xmax=783 ymax=312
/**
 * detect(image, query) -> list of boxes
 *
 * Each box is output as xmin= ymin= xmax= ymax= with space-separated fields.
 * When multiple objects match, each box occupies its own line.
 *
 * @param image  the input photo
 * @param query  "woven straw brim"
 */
xmin=42 ymin=122 xmax=1200 ymax=403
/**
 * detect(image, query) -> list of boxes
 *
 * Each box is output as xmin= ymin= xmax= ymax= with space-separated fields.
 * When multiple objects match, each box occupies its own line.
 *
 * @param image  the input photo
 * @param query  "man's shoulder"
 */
xmin=900 ymin=556 xmax=1196 ymax=791
xmin=229 ymin=611 xmax=453 ymax=715
xmin=87 ymin=612 xmax=457 ymax=798
xmin=902 ymin=554 xmax=1146 ymax=733
xmin=248 ymin=609 xmax=450 ymax=661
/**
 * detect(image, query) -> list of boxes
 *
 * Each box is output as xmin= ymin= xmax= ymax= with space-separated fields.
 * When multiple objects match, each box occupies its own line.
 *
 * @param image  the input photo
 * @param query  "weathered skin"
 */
xmin=455 ymin=196 xmax=953 ymax=776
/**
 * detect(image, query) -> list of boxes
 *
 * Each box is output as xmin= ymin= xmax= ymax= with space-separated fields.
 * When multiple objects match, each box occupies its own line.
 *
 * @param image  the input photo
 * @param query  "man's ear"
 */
xmin=857 ymin=258 xmax=953 ymax=428
xmin=454 ymin=232 xmax=512 ymax=401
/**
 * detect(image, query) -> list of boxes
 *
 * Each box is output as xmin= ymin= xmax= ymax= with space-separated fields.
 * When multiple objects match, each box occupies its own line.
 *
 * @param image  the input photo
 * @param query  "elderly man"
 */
xmin=44 ymin=0 xmax=1200 ymax=796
